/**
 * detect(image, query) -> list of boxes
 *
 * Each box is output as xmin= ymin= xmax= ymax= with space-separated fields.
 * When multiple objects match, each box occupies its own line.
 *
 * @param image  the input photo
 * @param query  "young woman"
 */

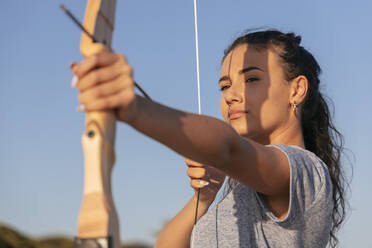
xmin=71 ymin=30 xmax=346 ymax=248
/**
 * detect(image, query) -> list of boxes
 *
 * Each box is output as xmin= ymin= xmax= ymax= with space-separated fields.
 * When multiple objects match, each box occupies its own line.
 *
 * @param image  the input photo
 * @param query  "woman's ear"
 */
xmin=290 ymin=75 xmax=308 ymax=105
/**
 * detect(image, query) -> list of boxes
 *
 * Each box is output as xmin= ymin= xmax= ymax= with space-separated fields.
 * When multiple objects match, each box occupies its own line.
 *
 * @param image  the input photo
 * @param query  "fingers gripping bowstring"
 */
xmin=193 ymin=0 xmax=203 ymax=226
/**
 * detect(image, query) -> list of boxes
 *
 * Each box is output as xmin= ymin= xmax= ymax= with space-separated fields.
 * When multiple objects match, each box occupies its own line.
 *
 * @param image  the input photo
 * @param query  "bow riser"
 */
xmin=76 ymin=1 xmax=120 ymax=248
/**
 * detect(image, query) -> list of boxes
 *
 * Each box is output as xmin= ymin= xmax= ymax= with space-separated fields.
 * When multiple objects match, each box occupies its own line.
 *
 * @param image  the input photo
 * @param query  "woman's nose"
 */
xmin=224 ymin=83 xmax=243 ymax=105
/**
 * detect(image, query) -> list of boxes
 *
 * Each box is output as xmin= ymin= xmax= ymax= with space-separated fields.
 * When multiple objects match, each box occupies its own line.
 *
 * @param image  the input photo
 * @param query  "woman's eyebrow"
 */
xmin=219 ymin=66 xmax=263 ymax=84
xmin=239 ymin=66 xmax=263 ymax=74
xmin=218 ymin=75 xmax=229 ymax=83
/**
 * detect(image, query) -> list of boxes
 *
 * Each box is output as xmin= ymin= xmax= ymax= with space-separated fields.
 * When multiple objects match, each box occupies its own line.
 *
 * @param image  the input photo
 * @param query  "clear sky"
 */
xmin=1 ymin=0 xmax=371 ymax=246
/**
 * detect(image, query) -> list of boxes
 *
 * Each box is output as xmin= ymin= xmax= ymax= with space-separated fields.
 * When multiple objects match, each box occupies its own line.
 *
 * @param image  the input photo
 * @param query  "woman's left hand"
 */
xmin=71 ymin=46 xmax=137 ymax=123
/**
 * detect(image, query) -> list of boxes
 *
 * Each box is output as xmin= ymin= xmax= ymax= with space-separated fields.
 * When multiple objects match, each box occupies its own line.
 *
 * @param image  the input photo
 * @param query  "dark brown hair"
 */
xmin=222 ymin=29 xmax=348 ymax=247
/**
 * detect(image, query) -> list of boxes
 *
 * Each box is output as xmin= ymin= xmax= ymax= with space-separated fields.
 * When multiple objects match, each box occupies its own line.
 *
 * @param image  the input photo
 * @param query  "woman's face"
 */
xmin=219 ymin=44 xmax=293 ymax=144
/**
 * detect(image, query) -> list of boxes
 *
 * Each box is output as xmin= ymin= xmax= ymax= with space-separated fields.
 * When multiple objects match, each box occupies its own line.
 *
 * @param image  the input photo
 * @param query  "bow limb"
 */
xmin=76 ymin=1 xmax=120 ymax=248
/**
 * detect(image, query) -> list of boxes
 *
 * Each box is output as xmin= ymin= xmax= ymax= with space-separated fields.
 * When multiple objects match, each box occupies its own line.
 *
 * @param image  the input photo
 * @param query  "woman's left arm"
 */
xmin=72 ymin=50 xmax=290 ymax=199
xmin=128 ymin=95 xmax=290 ymax=198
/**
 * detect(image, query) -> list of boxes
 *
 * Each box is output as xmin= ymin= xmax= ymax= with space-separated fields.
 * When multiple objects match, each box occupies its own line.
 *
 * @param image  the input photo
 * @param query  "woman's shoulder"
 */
xmin=266 ymin=144 xmax=333 ymax=211
xmin=267 ymin=144 xmax=330 ymax=176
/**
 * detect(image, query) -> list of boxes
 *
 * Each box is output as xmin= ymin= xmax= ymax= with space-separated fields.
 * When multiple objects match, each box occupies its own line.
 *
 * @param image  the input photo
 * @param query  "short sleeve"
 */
xmin=257 ymin=144 xmax=333 ymax=224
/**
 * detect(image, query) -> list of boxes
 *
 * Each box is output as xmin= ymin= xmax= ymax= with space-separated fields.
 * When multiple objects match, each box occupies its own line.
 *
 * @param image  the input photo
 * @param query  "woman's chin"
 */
xmin=233 ymin=126 xmax=265 ymax=143
xmin=232 ymin=125 xmax=250 ymax=137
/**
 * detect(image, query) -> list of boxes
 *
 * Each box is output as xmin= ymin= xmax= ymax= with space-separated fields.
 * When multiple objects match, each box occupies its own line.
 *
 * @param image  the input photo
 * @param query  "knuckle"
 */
xmin=190 ymin=180 xmax=198 ymax=188
xmin=118 ymin=59 xmax=132 ymax=74
xmin=89 ymin=88 xmax=99 ymax=99
xmin=92 ymin=54 xmax=100 ymax=65
xmin=91 ymin=71 xmax=100 ymax=84
xmin=76 ymin=82 xmax=83 ymax=92
xmin=190 ymin=181 xmax=194 ymax=188
xmin=123 ymin=86 xmax=135 ymax=99
xmin=95 ymin=89 xmax=104 ymax=98
xmin=108 ymin=96 xmax=118 ymax=108
xmin=108 ymin=94 xmax=120 ymax=108
xmin=98 ymin=85 xmax=106 ymax=97
xmin=78 ymin=94 xmax=84 ymax=104
xmin=187 ymin=168 xmax=206 ymax=179
xmin=127 ymin=65 xmax=133 ymax=75
xmin=196 ymin=169 xmax=206 ymax=178
xmin=100 ymin=98 xmax=110 ymax=109
xmin=187 ymin=168 xmax=193 ymax=177
xmin=117 ymin=89 xmax=126 ymax=100
xmin=118 ymin=54 xmax=127 ymax=62
xmin=186 ymin=158 xmax=196 ymax=166
xmin=121 ymin=64 xmax=133 ymax=76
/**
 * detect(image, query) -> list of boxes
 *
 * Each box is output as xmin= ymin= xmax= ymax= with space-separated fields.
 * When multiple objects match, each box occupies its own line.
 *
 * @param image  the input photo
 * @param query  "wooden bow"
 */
xmin=74 ymin=0 xmax=120 ymax=247
xmin=61 ymin=1 xmax=200 ymax=246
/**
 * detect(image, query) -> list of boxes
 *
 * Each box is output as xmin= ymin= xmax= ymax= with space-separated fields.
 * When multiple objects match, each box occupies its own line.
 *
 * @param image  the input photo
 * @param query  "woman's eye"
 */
xmin=219 ymin=85 xmax=230 ymax=91
xmin=245 ymin=77 xmax=259 ymax=83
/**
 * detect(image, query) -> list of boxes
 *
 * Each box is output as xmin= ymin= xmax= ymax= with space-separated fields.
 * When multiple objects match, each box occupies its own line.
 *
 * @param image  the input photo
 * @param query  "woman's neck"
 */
xmin=266 ymin=119 xmax=305 ymax=148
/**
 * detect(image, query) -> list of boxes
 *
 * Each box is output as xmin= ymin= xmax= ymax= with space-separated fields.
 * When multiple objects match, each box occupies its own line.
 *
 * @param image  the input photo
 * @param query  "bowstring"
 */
xmin=193 ymin=0 xmax=202 ymax=226
xmin=193 ymin=0 xmax=202 ymax=116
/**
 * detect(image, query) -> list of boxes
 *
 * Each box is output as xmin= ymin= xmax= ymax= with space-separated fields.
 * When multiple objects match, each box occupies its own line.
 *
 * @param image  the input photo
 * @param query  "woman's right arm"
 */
xmin=155 ymin=159 xmax=225 ymax=248
xmin=154 ymin=195 xmax=209 ymax=248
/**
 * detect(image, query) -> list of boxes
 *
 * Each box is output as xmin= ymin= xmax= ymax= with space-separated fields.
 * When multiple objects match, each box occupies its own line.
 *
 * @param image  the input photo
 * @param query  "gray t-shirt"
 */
xmin=191 ymin=145 xmax=333 ymax=248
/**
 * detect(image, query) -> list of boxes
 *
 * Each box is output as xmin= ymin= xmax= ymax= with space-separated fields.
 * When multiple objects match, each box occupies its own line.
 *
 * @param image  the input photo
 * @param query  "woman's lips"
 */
xmin=228 ymin=110 xmax=247 ymax=120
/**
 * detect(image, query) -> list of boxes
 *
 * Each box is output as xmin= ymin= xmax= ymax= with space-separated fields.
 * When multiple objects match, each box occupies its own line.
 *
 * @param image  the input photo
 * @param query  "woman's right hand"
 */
xmin=185 ymin=158 xmax=226 ymax=205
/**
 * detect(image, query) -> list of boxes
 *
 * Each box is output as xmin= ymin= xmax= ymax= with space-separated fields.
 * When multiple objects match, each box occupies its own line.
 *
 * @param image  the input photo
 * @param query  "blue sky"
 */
xmin=1 ymin=0 xmax=371 ymax=246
